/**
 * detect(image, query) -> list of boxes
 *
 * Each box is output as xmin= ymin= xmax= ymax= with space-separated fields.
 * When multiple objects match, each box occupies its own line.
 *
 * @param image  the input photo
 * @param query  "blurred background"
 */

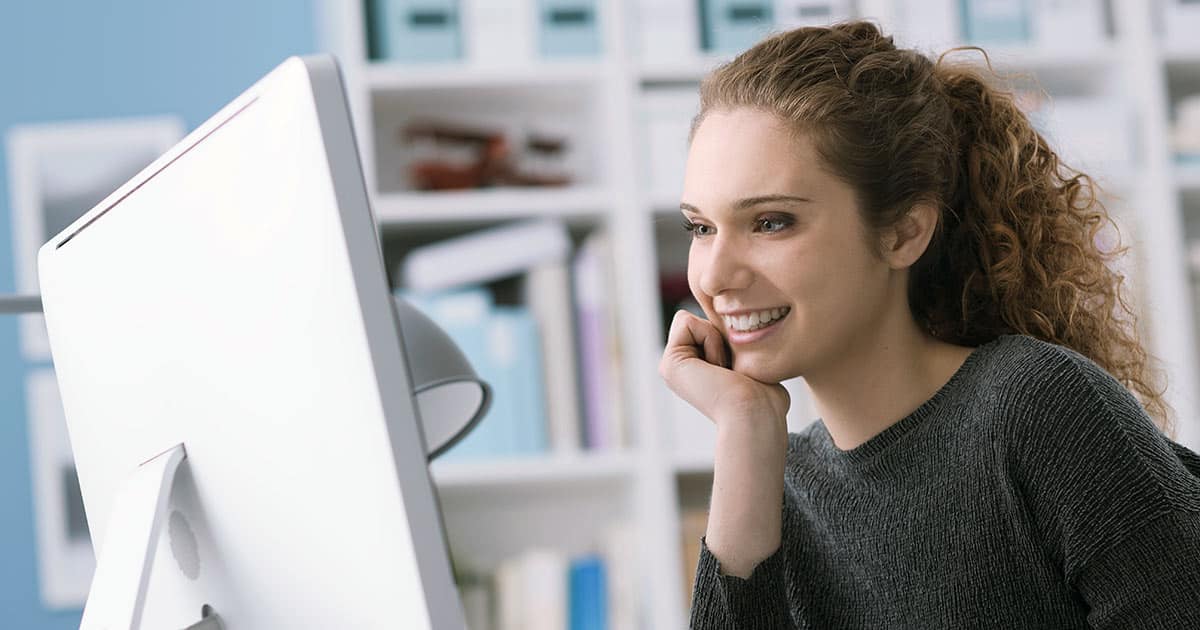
xmin=3 ymin=1 xmax=1199 ymax=629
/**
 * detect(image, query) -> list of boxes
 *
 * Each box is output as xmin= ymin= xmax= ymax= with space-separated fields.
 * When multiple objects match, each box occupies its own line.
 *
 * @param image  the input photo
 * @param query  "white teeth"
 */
xmin=724 ymin=307 xmax=789 ymax=332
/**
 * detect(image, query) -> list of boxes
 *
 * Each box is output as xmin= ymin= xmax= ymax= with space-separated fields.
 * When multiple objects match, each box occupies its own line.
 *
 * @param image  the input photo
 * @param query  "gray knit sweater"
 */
xmin=690 ymin=334 xmax=1200 ymax=629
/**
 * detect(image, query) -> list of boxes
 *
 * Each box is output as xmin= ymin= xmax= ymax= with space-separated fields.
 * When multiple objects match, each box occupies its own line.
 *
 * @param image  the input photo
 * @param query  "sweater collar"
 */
xmin=809 ymin=335 xmax=1009 ymax=466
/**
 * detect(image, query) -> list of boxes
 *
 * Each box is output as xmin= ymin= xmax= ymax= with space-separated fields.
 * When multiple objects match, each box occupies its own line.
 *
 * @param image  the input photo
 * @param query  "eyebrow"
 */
xmin=679 ymin=194 xmax=813 ymax=216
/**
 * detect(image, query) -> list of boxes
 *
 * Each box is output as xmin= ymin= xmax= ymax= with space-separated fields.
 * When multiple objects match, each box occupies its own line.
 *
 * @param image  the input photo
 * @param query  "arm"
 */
xmin=658 ymin=310 xmax=797 ymax=629
xmin=689 ymin=421 xmax=796 ymax=630
xmin=1001 ymin=354 xmax=1200 ymax=628
xmin=1074 ymin=510 xmax=1200 ymax=629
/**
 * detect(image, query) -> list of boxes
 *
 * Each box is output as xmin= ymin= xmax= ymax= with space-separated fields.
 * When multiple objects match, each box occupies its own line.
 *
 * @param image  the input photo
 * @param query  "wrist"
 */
xmin=714 ymin=407 xmax=789 ymax=445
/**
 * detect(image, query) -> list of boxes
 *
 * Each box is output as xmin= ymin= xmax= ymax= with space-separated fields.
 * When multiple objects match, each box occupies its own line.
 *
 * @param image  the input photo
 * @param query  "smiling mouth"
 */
xmin=722 ymin=307 xmax=791 ymax=333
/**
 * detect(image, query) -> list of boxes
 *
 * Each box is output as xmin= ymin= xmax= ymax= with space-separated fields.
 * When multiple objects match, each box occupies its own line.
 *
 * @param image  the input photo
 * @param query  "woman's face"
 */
xmin=681 ymin=108 xmax=896 ymax=383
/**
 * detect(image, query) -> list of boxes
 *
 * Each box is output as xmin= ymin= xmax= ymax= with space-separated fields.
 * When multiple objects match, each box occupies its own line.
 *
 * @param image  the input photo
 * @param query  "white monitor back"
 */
xmin=37 ymin=55 xmax=465 ymax=629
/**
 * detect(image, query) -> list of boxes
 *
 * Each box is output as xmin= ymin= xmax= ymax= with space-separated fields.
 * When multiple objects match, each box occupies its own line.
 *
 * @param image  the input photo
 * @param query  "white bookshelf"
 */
xmin=366 ymin=58 xmax=606 ymax=90
xmin=372 ymin=186 xmax=609 ymax=225
xmin=315 ymin=1 xmax=1200 ymax=627
xmin=430 ymin=450 xmax=635 ymax=490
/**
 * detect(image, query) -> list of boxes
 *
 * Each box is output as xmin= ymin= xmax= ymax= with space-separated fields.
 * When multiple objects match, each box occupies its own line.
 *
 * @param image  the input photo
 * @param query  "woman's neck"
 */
xmin=804 ymin=318 xmax=976 ymax=452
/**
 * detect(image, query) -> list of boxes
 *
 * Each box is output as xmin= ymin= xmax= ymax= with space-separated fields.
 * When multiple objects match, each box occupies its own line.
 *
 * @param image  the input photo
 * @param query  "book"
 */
xmin=569 ymin=554 xmax=607 ymax=630
xmin=459 ymin=573 xmax=493 ymax=630
xmin=400 ymin=288 xmax=548 ymax=460
xmin=401 ymin=219 xmax=572 ymax=293
xmin=572 ymin=231 xmax=627 ymax=450
xmin=401 ymin=220 xmax=581 ymax=454
xmin=494 ymin=548 xmax=569 ymax=630
xmin=492 ymin=545 xmax=623 ymax=630
xmin=601 ymin=521 xmax=638 ymax=630
xmin=524 ymin=261 xmax=583 ymax=453
xmin=492 ymin=305 xmax=550 ymax=455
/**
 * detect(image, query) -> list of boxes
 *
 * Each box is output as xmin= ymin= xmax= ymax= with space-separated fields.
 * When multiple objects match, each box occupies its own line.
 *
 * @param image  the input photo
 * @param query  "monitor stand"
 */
xmin=79 ymin=444 xmax=223 ymax=630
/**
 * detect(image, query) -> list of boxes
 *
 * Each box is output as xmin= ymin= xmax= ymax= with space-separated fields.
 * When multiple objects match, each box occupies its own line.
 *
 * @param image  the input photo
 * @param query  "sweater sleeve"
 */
xmin=1074 ymin=509 xmax=1200 ymax=628
xmin=1001 ymin=352 xmax=1200 ymax=627
xmin=689 ymin=537 xmax=797 ymax=630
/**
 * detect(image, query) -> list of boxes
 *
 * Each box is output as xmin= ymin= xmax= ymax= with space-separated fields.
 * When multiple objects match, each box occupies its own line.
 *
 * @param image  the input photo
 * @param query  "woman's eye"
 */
xmin=682 ymin=220 xmax=713 ymax=238
xmin=757 ymin=216 xmax=792 ymax=233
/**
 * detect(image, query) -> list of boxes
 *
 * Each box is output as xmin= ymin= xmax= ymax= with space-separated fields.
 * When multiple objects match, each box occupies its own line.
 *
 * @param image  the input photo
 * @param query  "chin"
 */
xmin=731 ymin=359 xmax=789 ymax=385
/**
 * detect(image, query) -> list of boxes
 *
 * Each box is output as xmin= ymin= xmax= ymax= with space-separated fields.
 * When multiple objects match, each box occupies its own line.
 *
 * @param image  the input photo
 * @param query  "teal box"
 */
xmin=538 ymin=0 xmax=602 ymax=58
xmin=960 ymin=0 xmax=1030 ymax=45
xmin=366 ymin=0 xmax=462 ymax=62
xmin=699 ymin=0 xmax=774 ymax=54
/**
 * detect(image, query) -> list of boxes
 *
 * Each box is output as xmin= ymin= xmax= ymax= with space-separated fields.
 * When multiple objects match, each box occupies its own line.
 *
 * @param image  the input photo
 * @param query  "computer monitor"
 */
xmin=37 ymin=55 xmax=467 ymax=629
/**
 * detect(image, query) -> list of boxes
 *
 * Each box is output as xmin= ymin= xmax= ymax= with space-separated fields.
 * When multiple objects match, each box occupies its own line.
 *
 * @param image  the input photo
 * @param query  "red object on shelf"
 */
xmin=402 ymin=120 xmax=573 ymax=190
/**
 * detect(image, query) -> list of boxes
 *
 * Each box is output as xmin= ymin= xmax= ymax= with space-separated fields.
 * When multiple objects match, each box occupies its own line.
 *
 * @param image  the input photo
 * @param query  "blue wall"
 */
xmin=0 ymin=2 xmax=315 ymax=625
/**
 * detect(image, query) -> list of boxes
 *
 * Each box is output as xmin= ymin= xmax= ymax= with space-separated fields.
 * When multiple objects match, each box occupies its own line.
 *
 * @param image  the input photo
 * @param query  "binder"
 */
xmin=538 ymin=0 xmax=602 ymax=58
xmin=699 ymin=0 xmax=775 ymax=53
xmin=959 ymin=0 xmax=1030 ymax=45
xmin=367 ymin=0 xmax=463 ymax=62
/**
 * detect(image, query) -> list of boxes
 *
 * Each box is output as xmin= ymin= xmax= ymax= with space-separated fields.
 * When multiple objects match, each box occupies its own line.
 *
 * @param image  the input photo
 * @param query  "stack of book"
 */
xmin=400 ymin=219 xmax=628 ymax=460
xmin=456 ymin=521 xmax=638 ymax=630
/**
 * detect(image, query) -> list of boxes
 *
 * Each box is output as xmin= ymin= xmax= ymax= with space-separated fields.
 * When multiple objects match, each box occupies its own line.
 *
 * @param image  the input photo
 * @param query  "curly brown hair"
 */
xmin=692 ymin=20 xmax=1174 ymax=437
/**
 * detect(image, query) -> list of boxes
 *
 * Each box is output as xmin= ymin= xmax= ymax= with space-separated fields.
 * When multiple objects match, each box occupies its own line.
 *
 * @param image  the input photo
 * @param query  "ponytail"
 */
xmin=926 ymin=57 xmax=1171 ymax=436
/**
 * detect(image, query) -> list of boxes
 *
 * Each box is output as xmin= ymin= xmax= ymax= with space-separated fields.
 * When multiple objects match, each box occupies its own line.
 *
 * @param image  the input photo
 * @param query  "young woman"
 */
xmin=659 ymin=21 xmax=1200 ymax=629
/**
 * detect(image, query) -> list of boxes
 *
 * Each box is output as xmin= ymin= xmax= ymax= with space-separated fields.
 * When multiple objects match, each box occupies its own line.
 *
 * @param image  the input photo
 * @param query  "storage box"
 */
xmin=699 ymin=0 xmax=775 ymax=54
xmin=634 ymin=0 xmax=702 ymax=62
xmin=892 ymin=0 xmax=961 ymax=53
xmin=538 ymin=0 xmax=602 ymax=57
xmin=1163 ymin=0 xmax=1200 ymax=52
xmin=640 ymin=89 xmax=701 ymax=202
xmin=462 ymin=0 xmax=536 ymax=65
xmin=959 ymin=0 xmax=1030 ymax=45
xmin=773 ymin=0 xmax=854 ymax=29
xmin=1031 ymin=0 xmax=1106 ymax=51
xmin=367 ymin=0 xmax=462 ymax=62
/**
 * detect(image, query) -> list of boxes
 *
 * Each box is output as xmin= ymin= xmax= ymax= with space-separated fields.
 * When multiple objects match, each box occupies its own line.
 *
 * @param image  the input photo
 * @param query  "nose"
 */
xmin=695 ymin=234 xmax=753 ymax=298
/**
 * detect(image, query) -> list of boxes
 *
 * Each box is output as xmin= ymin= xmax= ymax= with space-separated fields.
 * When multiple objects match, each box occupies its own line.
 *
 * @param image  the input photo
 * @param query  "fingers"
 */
xmin=659 ymin=310 xmax=733 ymax=421
xmin=664 ymin=309 xmax=727 ymax=368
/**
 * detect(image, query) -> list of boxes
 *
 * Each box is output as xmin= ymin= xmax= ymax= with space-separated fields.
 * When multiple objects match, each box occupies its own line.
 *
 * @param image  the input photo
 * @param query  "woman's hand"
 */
xmin=658 ymin=309 xmax=791 ymax=427
xmin=659 ymin=309 xmax=792 ymax=578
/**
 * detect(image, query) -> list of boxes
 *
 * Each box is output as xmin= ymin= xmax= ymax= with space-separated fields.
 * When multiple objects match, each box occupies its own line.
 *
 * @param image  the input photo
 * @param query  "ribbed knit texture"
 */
xmin=690 ymin=334 xmax=1200 ymax=629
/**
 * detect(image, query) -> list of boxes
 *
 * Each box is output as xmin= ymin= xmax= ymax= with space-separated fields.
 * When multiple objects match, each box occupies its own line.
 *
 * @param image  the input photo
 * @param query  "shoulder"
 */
xmin=972 ymin=334 xmax=1152 ymax=443
xmin=966 ymin=333 xmax=1200 ymax=522
xmin=980 ymin=336 xmax=1200 ymax=580
xmin=974 ymin=333 xmax=1111 ymax=397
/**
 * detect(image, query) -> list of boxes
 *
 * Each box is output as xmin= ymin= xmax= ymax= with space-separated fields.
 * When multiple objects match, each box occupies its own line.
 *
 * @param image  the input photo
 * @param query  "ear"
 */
xmin=880 ymin=202 xmax=938 ymax=269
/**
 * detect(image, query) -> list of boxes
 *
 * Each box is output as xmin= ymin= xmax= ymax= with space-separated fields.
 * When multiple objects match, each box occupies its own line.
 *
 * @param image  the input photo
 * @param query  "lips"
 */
xmin=721 ymin=306 xmax=791 ymax=333
xmin=723 ymin=307 xmax=790 ymax=345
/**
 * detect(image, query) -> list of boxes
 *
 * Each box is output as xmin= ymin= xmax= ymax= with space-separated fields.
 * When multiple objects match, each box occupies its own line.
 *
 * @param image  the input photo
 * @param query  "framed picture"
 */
xmin=25 ymin=368 xmax=92 ymax=608
xmin=5 ymin=116 xmax=184 ymax=362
